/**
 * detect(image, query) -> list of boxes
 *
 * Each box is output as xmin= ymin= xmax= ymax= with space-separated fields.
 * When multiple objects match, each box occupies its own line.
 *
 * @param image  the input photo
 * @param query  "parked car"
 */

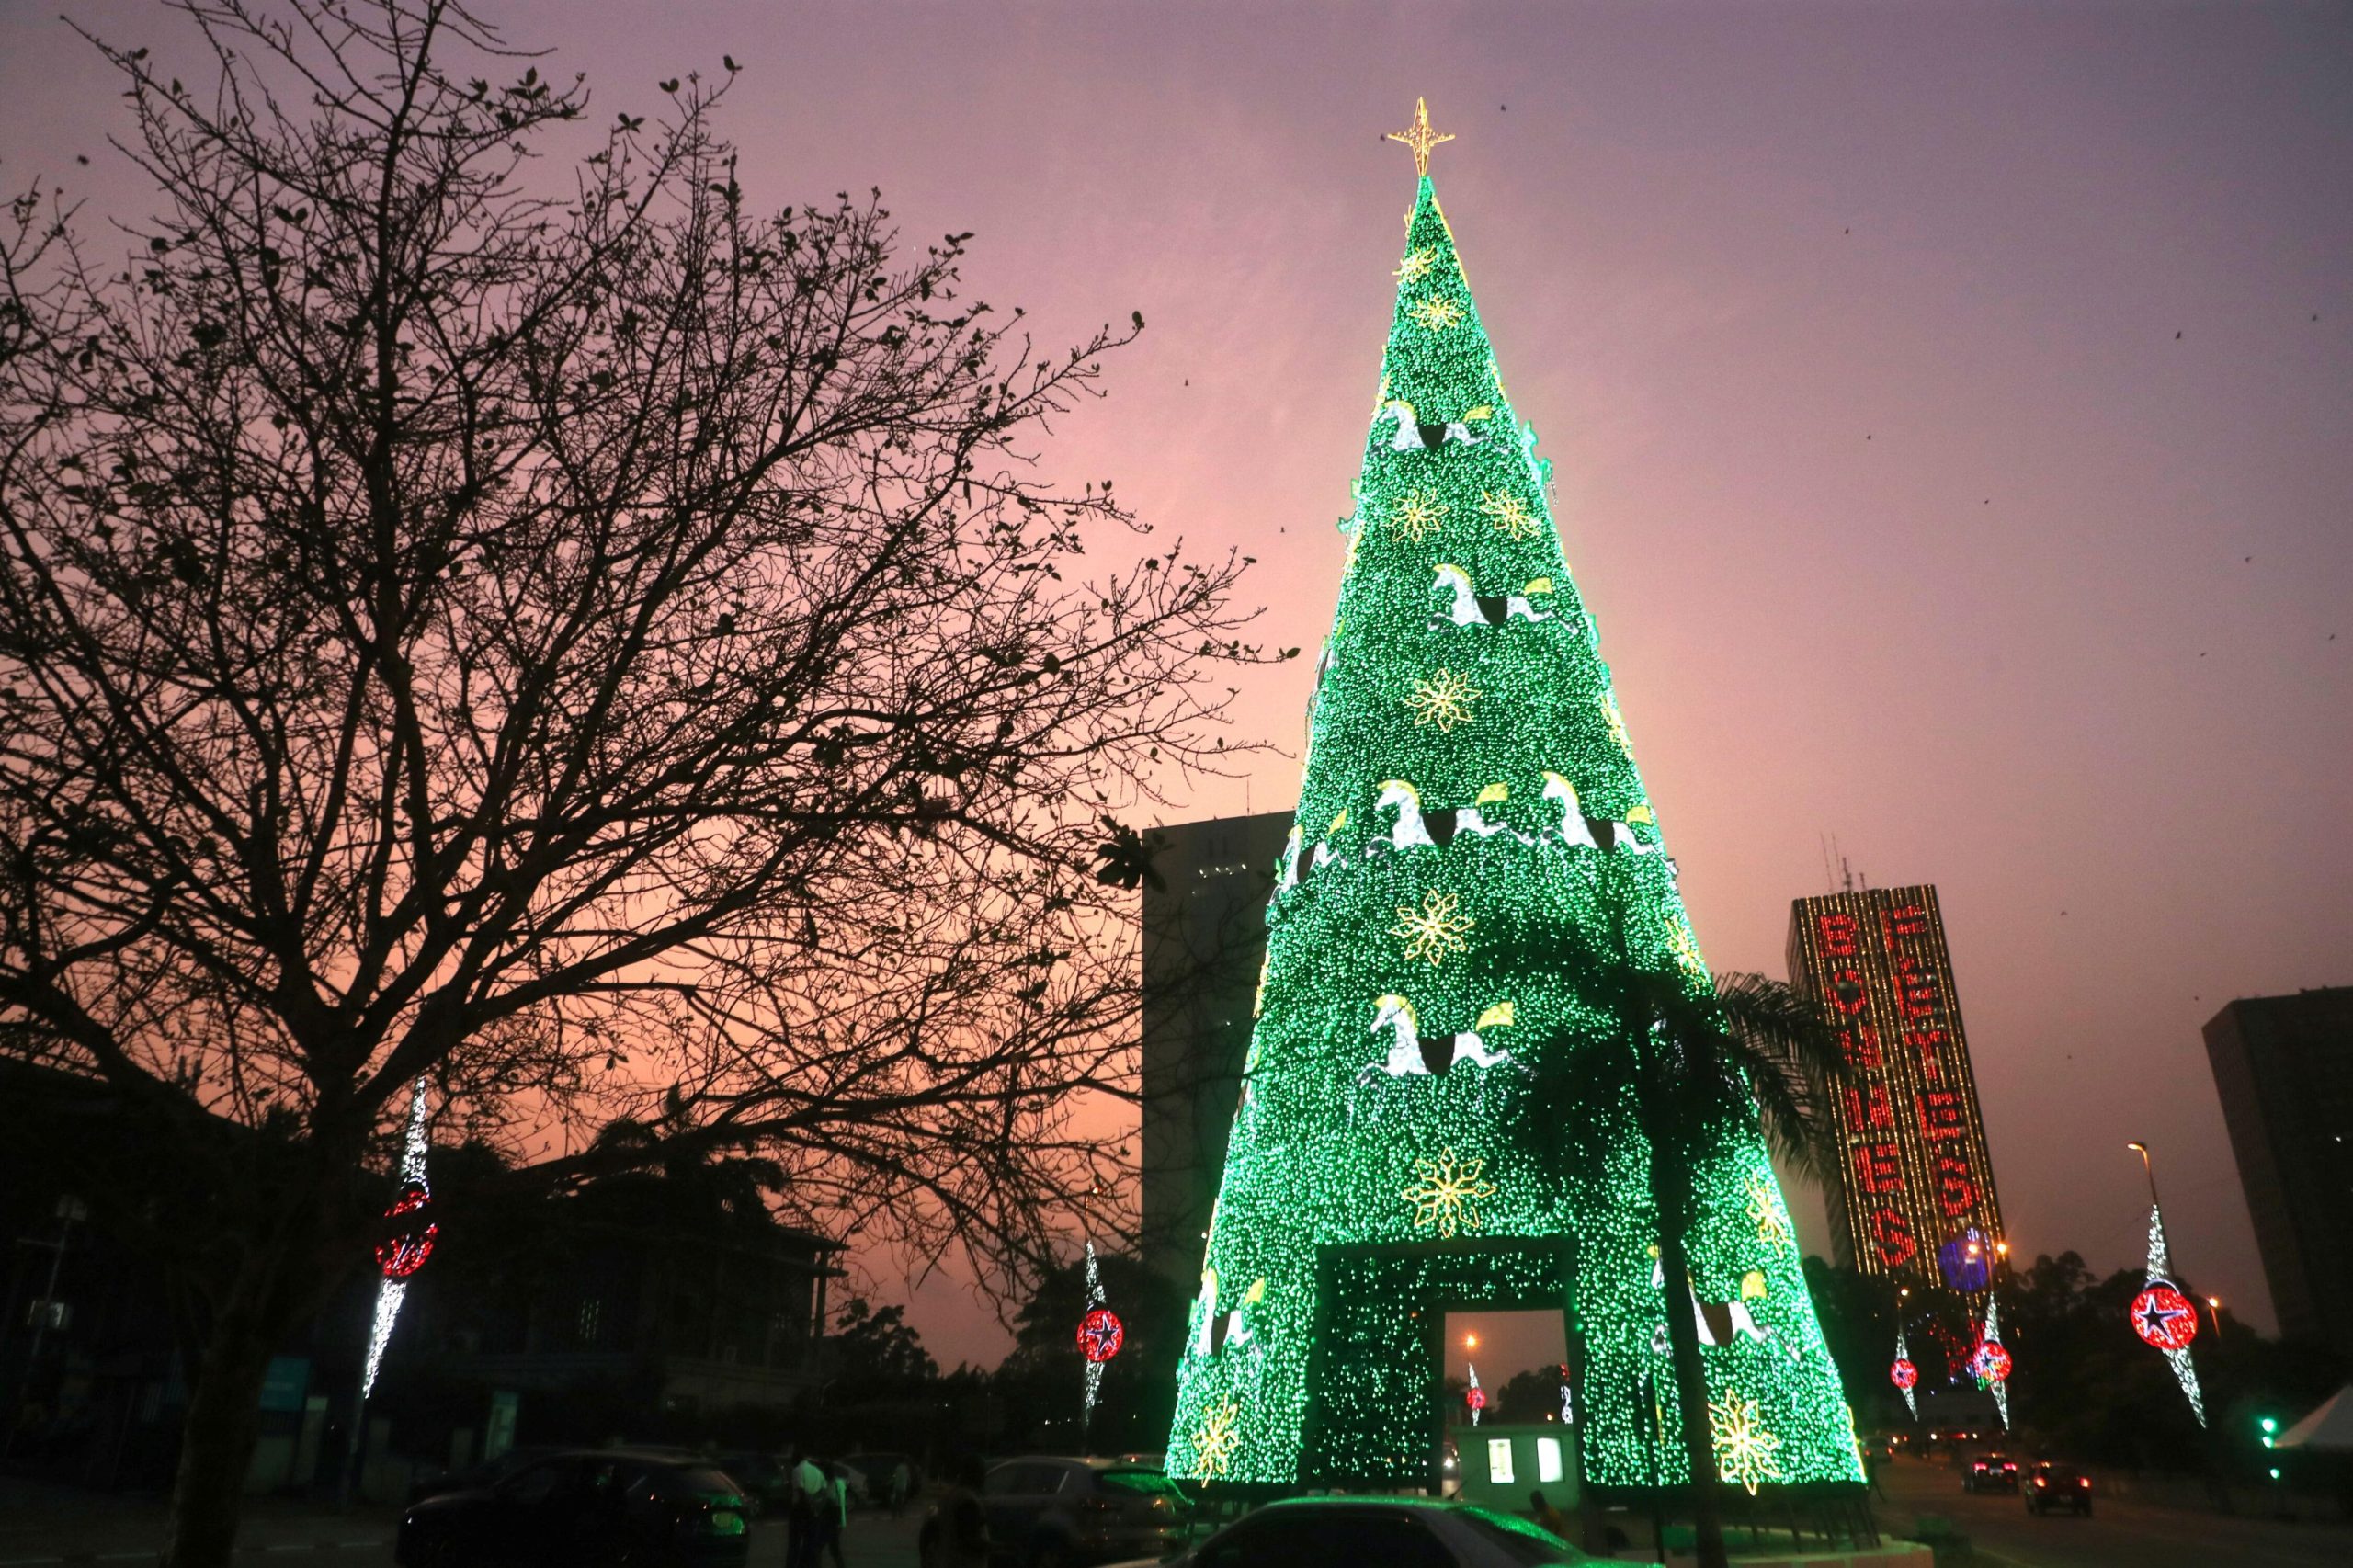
xmin=1962 ymin=1452 xmax=2019 ymax=1493
xmin=408 ymin=1447 xmax=562 ymax=1506
xmin=710 ymin=1451 xmax=793 ymax=1517
xmin=395 ymin=1449 xmax=751 ymax=1567
xmin=973 ymin=1455 xmax=1193 ymax=1568
xmin=1109 ymin=1495 xmax=1593 ymax=1568
xmin=2025 ymin=1461 xmax=2093 ymax=1517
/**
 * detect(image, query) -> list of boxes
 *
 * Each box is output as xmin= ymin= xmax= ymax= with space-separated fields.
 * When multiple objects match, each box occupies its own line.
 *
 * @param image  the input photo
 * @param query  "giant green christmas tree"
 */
xmin=1164 ymin=104 xmax=1862 ymax=1494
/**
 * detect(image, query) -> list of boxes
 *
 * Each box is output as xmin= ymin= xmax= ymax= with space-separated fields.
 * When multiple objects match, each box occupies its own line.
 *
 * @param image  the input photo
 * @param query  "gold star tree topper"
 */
xmin=1387 ymin=97 xmax=1454 ymax=177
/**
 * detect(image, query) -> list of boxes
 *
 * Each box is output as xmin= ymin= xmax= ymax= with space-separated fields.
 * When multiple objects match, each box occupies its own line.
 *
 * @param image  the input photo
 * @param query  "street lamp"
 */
xmin=2206 ymin=1296 xmax=2223 ymax=1337
xmin=2126 ymin=1142 xmax=2161 ymax=1210
xmin=1463 ymin=1332 xmax=1479 ymax=1351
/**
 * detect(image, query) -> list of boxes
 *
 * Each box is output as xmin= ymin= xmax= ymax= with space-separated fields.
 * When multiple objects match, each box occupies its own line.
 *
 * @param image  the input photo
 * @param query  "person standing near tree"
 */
xmin=813 ymin=1458 xmax=850 ymax=1568
xmin=783 ymin=1446 xmax=826 ymax=1568
xmin=888 ymin=1460 xmax=912 ymax=1518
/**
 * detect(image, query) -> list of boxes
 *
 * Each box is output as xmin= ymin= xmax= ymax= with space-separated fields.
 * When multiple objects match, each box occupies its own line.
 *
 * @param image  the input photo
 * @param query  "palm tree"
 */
xmin=1507 ymin=938 xmax=1849 ymax=1568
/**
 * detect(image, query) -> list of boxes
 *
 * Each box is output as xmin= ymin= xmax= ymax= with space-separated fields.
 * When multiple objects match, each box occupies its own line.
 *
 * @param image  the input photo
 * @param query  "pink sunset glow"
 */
xmin=6 ymin=2 xmax=2345 ymax=1371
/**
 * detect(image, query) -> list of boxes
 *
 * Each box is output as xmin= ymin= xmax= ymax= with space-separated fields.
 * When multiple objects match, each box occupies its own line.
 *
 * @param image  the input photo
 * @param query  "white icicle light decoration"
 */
xmin=2141 ymin=1203 xmax=2207 ymax=1426
xmin=1082 ymin=1240 xmax=1107 ymax=1437
xmin=360 ymin=1080 xmax=431 ymax=1401
xmin=1981 ymin=1298 xmax=2009 ymax=1431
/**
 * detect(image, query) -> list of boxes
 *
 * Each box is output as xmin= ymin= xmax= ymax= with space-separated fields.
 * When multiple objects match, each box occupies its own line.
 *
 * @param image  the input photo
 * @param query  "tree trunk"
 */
xmin=161 ymin=1268 xmax=287 ymax=1568
xmin=1651 ymin=1154 xmax=1727 ymax=1568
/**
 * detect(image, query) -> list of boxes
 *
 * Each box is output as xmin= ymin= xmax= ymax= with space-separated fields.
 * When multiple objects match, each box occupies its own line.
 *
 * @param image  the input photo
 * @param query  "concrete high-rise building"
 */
xmin=2202 ymin=987 xmax=2353 ymax=1355
xmin=1137 ymin=812 xmax=1290 ymax=1290
xmin=1788 ymin=886 xmax=2008 ymax=1290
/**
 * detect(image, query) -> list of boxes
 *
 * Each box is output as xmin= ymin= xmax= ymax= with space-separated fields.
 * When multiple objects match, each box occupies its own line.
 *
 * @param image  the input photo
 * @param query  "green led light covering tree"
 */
xmin=1165 ymin=109 xmax=1862 ymax=1496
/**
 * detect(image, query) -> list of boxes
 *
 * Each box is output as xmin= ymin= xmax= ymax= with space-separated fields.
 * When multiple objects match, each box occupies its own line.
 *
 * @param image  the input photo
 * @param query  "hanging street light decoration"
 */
xmin=1968 ymin=1296 xmax=2013 ymax=1430
xmin=361 ymin=1080 xmax=434 ymax=1400
xmin=2126 ymin=1142 xmax=2207 ymax=1426
xmin=1078 ymin=1241 xmax=1120 ymax=1441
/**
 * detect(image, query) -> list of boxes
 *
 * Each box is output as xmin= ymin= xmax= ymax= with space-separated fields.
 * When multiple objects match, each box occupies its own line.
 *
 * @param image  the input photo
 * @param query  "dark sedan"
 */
xmin=2025 ymin=1460 xmax=2093 ymax=1517
xmin=396 ymin=1449 xmax=750 ymax=1568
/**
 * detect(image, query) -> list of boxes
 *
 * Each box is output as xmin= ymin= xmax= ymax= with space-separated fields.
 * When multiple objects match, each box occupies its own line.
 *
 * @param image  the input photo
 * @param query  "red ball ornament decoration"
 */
xmin=1076 ymin=1307 xmax=1125 ymax=1363
xmin=374 ymin=1187 xmax=438 ymax=1279
xmin=2131 ymin=1280 xmax=2199 ymax=1352
xmin=1466 ymin=1386 xmax=1487 ymax=1413
xmin=1890 ymin=1358 xmax=1918 ymax=1392
xmin=1968 ymin=1341 xmax=2013 ymax=1384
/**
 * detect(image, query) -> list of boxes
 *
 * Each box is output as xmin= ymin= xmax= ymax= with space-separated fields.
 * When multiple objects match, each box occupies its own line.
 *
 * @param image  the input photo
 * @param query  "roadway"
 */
xmin=1874 ymin=1454 xmax=2353 ymax=1568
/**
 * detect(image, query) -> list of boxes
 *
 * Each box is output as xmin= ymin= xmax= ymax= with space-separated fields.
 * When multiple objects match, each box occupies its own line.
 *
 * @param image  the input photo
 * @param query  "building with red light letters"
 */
xmin=1787 ymin=886 xmax=2007 ymax=1289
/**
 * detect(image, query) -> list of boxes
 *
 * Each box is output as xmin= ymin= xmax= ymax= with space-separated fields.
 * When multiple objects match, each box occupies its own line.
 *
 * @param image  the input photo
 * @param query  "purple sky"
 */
xmin=7 ymin=3 xmax=2348 ymax=1374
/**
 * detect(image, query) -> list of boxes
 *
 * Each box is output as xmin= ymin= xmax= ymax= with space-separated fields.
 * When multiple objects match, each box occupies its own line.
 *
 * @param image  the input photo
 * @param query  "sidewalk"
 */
xmin=0 ymin=1479 xmax=398 ymax=1566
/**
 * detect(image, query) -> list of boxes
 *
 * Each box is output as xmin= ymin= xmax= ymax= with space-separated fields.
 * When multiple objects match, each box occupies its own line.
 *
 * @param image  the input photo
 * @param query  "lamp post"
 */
xmin=2126 ymin=1141 xmax=2161 ymax=1210
xmin=2205 ymin=1296 xmax=2223 ymax=1337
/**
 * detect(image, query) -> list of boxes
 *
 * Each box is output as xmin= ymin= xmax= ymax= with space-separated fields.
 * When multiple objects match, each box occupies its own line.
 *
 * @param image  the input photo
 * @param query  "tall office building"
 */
xmin=2202 ymin=987 xmax=2353 ymax=1355
xmin=1137 ymin=812 xmax=1291 ymax=1290
xmin=1788 ymin=886 xmax=2007 ymax=1288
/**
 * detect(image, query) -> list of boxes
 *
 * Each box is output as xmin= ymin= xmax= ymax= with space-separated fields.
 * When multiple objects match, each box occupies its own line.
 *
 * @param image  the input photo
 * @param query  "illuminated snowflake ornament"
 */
xmin=1400 ymin=1148 xmax=1497 ymax=1238
xmin=1891 ymin=1324 xmax=1918 ymax=1419
xmin=1710 ymin=1390 xmax=1785 ymax=1496
xmin=1389 ymin=489 xmax=1449 ymax=540
xmin=1392 ymin=889 xmax=1473 ymax=966
xmin=1395 ymin=246 xmax=1437 ymax=283
xmin=1190 ymin=1400 xmax=1242 ymax=1478
xmin=1478 ymin=489 xmax=1540 ymax=539
xmin=1411 ymin=296 xmax=1466 ymax=331
xmin=1406 ymin=666 xmax=1480 ymax=731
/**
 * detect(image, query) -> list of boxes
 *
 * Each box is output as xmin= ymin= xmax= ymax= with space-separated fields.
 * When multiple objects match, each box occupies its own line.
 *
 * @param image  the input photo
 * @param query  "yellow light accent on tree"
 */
xmin=1742 ymin=1270 xmax=1768 ymax=1301
xmin=1747 ymin=1173 xmax=1795 ymax=1252
xmin=1392 ymin=889 xmax=1473 ymax=966
xmin=1385 ymin=96 xmax=1454 ymax=177
xmin=1400 ymin=1148 xmax=1497 ymax=1238
xmin=1711 ymin=1390 xmax=1785 ymax=1495
xmin=1396 ymin=247 xmax=1437 ymax=283
xmin=1479 ymin=489 xmax=1539 ymax=539
xmin=1389 ymin=490 xmax=1449 ymax=541
xmin=1407 ymin=666 xmax=1479 ymax=731
xmin=1412 ymin=297 xmax=1467 ymax=331
xmin=1602 ymin=690 xmax=1631 ymax=753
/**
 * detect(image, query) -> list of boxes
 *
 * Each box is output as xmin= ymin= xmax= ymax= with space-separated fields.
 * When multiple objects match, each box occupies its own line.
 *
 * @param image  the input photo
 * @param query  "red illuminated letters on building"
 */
xmin=1791 ymin=888 xmax=2004 ymax=1285
xmin=1870 ymin=1208 xmax=1918 ymax=1268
